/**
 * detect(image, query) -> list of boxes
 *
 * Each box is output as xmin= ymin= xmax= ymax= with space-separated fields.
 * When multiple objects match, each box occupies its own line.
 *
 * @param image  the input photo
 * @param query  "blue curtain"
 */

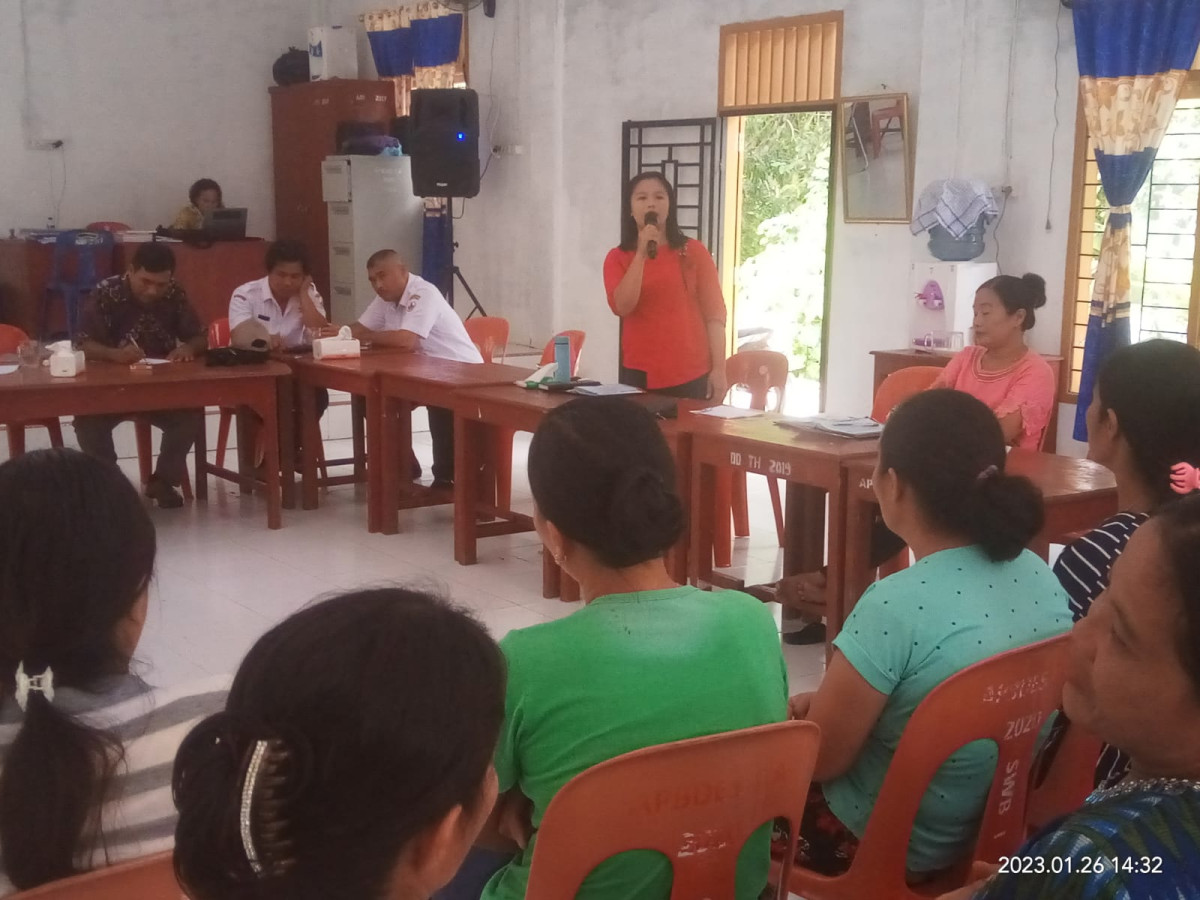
xmin=366 ymin=10 xmax=462 ymax=79
xmin=1072 ymin=0 xmax=1200 ymax=441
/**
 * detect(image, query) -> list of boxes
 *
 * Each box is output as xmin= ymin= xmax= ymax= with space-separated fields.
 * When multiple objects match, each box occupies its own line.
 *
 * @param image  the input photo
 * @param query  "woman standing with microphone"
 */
xmin=604 ymin=172 xmax=729 ymax=400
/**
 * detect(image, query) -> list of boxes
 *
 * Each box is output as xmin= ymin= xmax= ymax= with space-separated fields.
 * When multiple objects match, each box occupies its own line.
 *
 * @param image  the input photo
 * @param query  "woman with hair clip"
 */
xmin=779 ymin=390 xmax=1072 ymax=878
xmin=778 ymin=272 xmax=1058 ymax=643
xmin=438 ymin=397 xmax=787 ymax=900
xmin=0 ymin=449 xmax=226 ymax=895
xmin=604 ymin=172 xmax=729 ymax=400
xmin=173 ymin=588 xmax=506 ymax=900
xmin=1050 ymin=338 xmax=1200 ymax=788
xmin=941 ymin=494 xmax=1200 ymax=900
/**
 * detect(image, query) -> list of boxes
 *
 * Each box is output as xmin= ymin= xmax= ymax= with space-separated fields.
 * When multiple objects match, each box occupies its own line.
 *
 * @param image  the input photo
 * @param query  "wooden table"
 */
xmin=840 ymin=449 xmax=1118 ymax=629
xmin=377 ymin=360 xmax=536 ymax=536
xmin=452 ymin=387 xmax=693 ymax=598
xmin=116 ymin=240 xmax=265 ymax=324
xmin=871 ymin=349 xmax=1065 ymax=452
xmin=684 ymin=414 xmax=880 ymax=641
xmin=0 ymin=359 xmax=291 ymax=528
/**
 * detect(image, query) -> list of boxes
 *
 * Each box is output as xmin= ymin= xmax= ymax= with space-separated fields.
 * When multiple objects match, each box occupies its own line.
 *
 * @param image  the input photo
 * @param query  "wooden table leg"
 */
xmin=351 ymin=394 xmax=367 ymax=483
xmin=235 ymin=410 xmax=253 ymax=496
xmin=365 ymin=385 xmax=383 ymax=534
xmin=690 ymin=460 xmax=718 ymax=585
xmin=256 ymin=387 xmax=283 ymax=530
xmin=300 ymin=381 xmax=320 ymax=511
xmin=783 ymin=483 xmax=826 ymax=575
xmin=542 ymin=548 xmax=562 ymax=599
xmin=454 ymin=414 xmax=483 ymax=565
xmin=278 ymin=379 xmax=295 ymax=510
xmin=380 ymin=395 xmax=401 ymax=536
xmin=842 ymin=493 xmax=878 ymax=631
xmin=669 ymin=431 xmax=691 ymax=584
xmin=714 ymin=467 xmax=734 ymax=569
xmin=561 ymin=574 xmax=581 ymax=603
xmin=193 ymin=412 xmax=208 ymax=503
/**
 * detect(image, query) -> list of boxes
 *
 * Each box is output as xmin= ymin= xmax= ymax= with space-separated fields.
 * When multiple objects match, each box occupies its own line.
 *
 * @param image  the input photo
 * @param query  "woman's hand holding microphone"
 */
xmin=638 ymin=213 xmax=661 ymax=260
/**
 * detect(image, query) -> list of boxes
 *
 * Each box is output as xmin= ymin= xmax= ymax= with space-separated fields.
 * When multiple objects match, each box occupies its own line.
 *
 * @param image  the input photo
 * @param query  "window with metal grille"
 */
xmin=717 ymin=12 xmax=842 ymax=116
xmin=1061 ymin=71 xmax=1200 ymax=399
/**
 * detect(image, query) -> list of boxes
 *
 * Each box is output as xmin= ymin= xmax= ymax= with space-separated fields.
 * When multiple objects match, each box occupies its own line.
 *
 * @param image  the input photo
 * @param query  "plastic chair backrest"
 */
xmin=0 ymin=324 xmax=30 ymax=354
xmin=726 ymin=350 xmax=789 ymax=412
xmin=8 ymin=851 xmax=179 ymax=900
xmin=1025 ymin=717 xmax=1103 ymax=835
xmin=789 ymin=635 xmax=1070 ymax=900
xmin=46 ymin=230 xmax=116 ymax=338
xmin=538 ymin=330 xmax=586 ymax=376
xmin=84 ymin=222 xmax=131 ymax=234
xmin=463 ymin=316 xmax=510 ymax=364
xmin=870 ymin=366 xmax=943 ymax=423
xmin=207 ymin=317 xmax=231 ymax=349
xmin=526 ymin=721 xmax=821 ymax=900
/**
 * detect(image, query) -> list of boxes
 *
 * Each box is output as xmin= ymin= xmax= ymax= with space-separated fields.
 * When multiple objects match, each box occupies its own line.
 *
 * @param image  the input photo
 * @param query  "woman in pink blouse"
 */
xmin=775 ymin=273 xmax=1056 ymax=643
xmin=931 ymin=273 xmax=1056 ymax=449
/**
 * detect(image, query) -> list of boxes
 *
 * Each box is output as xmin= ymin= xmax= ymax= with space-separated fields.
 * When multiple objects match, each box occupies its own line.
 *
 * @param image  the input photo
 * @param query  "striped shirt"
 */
xmin=0 ymin=673 xmax=228 ymax=895
xmin=1053 ymin=512 xmax=1148 ymax=622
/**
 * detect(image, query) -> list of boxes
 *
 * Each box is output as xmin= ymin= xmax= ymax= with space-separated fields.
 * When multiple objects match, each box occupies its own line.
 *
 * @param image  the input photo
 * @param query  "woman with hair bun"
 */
xmin=173 ymin=588 xmax=505 ymax=900
xmin=932 ymin=272 xmax=1056 ymax=449
xmin=780 ymin=389 xmax=1072 ymax=877
xmin=440 ymin=397 xmax=787 ymax=900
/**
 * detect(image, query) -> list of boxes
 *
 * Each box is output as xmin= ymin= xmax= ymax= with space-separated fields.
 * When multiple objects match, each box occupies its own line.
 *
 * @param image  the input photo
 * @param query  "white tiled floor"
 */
xmin=17 ymin=421 xmax=827 ymax=695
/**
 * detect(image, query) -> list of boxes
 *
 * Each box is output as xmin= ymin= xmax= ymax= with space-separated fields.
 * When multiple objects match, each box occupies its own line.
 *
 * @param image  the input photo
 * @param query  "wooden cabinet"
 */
xmin=270 ymin=80 xmax=399 ymax=301
xmin=870 ymin=349 xmax=1065 ymax=453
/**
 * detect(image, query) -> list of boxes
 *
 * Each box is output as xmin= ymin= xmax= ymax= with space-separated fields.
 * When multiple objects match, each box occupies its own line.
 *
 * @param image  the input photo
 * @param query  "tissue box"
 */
xmin=48 ymin=350 xmax=86 ymax=377
xmin=312 ymin=329 xmax=361 ymax=360
xmin=309 ymin=26 xmax=359 ymax=81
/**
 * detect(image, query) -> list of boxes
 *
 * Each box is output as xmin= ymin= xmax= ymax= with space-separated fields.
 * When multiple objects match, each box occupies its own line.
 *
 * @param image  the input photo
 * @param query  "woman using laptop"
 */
xmin=171 ymin=178 xmax=223 ymax=230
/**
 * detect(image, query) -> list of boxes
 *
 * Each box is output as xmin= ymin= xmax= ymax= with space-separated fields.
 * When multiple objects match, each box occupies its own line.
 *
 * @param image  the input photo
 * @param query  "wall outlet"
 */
xmin=27 ymin=139 xmax=65 ymax=151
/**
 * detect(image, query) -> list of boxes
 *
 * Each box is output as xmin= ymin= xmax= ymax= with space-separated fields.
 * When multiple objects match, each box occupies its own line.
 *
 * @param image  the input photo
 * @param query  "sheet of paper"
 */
xmin=0 ymin=365 xmax=18 ymax=376
xmin=691 ymin=406 xmax=764 ymax=419
xmin=141 ymin=358 xmax=172 ymax=365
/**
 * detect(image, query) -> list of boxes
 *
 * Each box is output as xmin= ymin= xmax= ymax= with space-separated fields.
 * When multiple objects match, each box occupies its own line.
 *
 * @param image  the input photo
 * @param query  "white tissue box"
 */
xmin=309 ymin=26 xmax=359 ymax=81
xmin=312 ymin=328 xmax=361 ymax=360
xmin=48 ymin=350 xmax=86 ymax=377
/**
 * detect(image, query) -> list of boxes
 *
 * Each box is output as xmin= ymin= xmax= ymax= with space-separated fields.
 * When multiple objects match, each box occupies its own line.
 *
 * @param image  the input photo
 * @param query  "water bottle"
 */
xmin=553 ymin=335 xmax=571 ymax=382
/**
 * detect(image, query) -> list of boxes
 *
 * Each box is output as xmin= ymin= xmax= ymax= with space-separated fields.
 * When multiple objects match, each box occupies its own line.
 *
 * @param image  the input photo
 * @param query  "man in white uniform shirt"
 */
xmin=350 ymin=249 xmax=482 ymax=489
xmin=229 ymin=240 xmax=336 ymax=452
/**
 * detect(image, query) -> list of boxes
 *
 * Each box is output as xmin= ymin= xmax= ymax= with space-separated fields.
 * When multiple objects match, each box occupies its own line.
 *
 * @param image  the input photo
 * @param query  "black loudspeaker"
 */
xmin=409 ymin=89 xmax=481 ymax=198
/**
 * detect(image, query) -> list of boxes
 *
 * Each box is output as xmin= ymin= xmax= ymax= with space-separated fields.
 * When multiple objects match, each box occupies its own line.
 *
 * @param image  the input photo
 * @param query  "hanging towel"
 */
xmin=911 ymin=178 xmax=999 ymax=238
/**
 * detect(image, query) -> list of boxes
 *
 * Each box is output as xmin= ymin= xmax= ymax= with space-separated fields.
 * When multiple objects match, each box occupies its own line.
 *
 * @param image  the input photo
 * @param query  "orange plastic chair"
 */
xmin=871 ymin=366 xmax=943 ymax=424
xmin=9 ymin=851 xmax=178 ymax=899
xmin=84 ymin=222 xmax=132 ymax=234
xmin=526 ymin=721 xmax=822 ymax=900
xmin=0 ymin=324 xmax=64 ymax=457
xmin=464 ymin=316 xmax=510 ymax=363
xmin=1024 ymin=717 xmax=1103 ymax=836
xmin=774 ymin=634 xmax=1071 ymax=900
xmin=726 ymin=351 xmax=789 ymax=547
xmin=489 ymin=330 xmax=588 ymax=513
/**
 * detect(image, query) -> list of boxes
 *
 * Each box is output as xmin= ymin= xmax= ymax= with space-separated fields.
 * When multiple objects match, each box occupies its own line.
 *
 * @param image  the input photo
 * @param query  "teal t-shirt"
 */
xmin=824 ymin=546 xmax=1072 ymax=872
xmin=482 ymin=586 xmax=788 ymax=900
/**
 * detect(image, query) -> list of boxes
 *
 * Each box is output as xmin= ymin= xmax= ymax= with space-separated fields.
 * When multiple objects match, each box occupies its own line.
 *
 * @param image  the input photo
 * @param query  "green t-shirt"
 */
xmin=824 ymin=546 xmax=1073 ymax=872
xmin=482 ymin=586 xmax=788 ymax=900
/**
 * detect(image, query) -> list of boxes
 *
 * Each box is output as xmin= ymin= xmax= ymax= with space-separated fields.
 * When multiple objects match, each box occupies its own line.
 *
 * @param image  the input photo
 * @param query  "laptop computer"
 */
xmin=203 ymin=207 xmax=248 ymax=240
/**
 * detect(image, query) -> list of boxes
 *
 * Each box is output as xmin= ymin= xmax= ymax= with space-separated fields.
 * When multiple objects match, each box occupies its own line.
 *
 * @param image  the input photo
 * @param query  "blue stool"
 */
xmin=40 ymin=229 xmax=116 ymax=340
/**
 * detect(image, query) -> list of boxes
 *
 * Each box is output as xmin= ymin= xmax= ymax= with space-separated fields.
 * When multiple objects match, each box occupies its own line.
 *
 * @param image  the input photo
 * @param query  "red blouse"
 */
xmin=603 ymin=239 xmax=727 ymax=389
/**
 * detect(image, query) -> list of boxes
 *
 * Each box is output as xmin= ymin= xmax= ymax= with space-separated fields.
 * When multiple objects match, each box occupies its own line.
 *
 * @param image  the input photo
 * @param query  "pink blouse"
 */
xmin=932 ymin=345 xmax=1056 ymax=449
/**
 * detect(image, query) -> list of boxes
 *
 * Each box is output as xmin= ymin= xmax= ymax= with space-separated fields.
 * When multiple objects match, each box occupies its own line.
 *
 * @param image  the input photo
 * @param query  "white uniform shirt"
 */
xmin=358 ymin=274 xmax=483 ymax=364
xmin=228 ymin=276 xmax=327 ymax=349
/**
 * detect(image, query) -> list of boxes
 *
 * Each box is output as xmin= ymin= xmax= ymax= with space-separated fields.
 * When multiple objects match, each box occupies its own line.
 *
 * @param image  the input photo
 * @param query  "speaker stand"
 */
xmin=442 ymin=199 xmax=488 ymax=319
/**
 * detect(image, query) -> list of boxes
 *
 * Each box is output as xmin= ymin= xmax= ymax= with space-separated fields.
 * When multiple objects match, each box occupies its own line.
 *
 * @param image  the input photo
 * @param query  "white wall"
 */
xmin=334 ymin=0 xmax=1082 ymax=423
xmin=0 ymin=0 xmax=311 ymax=237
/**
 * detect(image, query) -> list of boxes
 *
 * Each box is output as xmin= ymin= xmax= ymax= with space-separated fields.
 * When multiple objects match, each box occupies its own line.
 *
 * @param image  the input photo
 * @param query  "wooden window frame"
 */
xmin=718 ymin=12 xmax=843 ymax=117
xmin=1059 ymin=70 xmax=1200 ymax=402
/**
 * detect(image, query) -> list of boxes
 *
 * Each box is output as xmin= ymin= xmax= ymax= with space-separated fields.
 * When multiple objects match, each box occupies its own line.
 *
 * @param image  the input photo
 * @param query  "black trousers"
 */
xmin=620 ymin=366 xmax=710 ymax=400
xmin=74 ymin=410 xmax=202 ymax=487
xmin=426 ymin=405 xmax=455 ymax=482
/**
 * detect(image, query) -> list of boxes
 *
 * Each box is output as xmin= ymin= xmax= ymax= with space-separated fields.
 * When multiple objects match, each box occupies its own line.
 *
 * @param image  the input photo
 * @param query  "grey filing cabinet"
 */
xmin=321 ymin=155 xmax=424 ymax=322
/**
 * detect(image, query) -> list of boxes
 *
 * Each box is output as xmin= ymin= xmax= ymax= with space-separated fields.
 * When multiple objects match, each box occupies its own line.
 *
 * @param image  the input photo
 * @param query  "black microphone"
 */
xmin=644 ymin=211 xmax=658 ymax=260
